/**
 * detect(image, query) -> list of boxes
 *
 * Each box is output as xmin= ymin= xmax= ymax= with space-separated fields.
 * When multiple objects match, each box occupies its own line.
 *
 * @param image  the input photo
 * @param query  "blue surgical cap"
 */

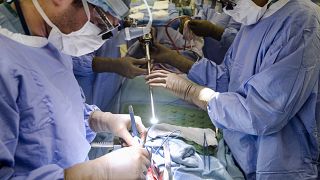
xmin=87 ymin=0 xmax=131 ymax=19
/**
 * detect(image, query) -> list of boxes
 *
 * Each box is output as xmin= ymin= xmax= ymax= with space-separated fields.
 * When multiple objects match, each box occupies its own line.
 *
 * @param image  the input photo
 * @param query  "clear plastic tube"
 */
xmin=124 ymin=0 xmax=153 ymax=40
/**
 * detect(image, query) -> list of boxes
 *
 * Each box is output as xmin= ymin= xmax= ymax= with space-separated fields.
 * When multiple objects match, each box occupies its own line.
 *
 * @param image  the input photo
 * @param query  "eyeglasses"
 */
xmin=92 ymin=7 xmax=120 ymax=39
xmin=217 ymin=0 xmax=237 ymax=10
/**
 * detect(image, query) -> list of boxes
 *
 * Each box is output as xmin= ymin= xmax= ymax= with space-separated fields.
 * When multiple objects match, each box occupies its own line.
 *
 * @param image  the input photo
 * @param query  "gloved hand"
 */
xmin=150 ymin=43 xmax=194 ymax=73
xmin=145 ymin=70 xmax=217 ymax=110
xmin=93 ymin=56 xmax=147 ymax=79
xmin=188 ymin=19 xmax=225 ymax=40
xmin=64 ymin=146 xmax=150 ymax=180
xmin=89 ymin=111 xmax=147 ymax=146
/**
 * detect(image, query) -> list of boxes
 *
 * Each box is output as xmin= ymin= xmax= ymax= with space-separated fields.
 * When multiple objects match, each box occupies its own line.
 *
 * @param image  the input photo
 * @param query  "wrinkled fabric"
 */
xmin=72 ymin=30 xmax=124 ymax=160
xmin=0 ymin=1 xmax=123 ymax=113
xmin=216 ymin=139 xmax=245 ymax=180
xmin=145 ymin=138 xmax=233 ymax=180
xmin=0 ymin=32 xmax=96 ymax=179
xmin=148 ymin=123 xmax=217 ymax=146
xmin=201 ymin=5 xmax=241 ymax=65
xmin=203 ymin=18 xmax=241 ymax=65
xmin=72 ymin=39 xmax=124 ymax=112
xmin=146 ymin=138 xmax=199 ymax=168
xmin=202 ymin=5 xmax=231 ymax=28
xmin=188 ymin=0 xmax=320 ymax=179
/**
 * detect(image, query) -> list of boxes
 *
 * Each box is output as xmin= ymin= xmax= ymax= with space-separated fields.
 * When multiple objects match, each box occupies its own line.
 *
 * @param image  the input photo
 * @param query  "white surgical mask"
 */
xmin=223 ymin=0 xmax=270 ymax=26
xmin=32 ymin=0 xmax=106 ymax=57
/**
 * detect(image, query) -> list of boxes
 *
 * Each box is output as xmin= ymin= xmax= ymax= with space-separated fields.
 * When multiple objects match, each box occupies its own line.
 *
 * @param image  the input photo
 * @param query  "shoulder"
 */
xmin=282 ymin=1 xmax=320 ymax=29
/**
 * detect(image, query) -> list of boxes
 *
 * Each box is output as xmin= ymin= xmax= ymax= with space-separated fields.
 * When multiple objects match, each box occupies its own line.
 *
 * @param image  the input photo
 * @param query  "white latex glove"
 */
xmin=145 ymin=70 xmax=218 ymax=110
xmin=64 ymin=146 xmax=150 ymax=180
xmin=89 ymin=111 xmax=147 ymax=146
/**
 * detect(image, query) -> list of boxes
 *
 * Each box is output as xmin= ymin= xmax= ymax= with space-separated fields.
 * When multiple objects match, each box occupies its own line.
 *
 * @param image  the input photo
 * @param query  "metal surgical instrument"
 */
xmin=203 ymin=132 xmax=210 ymax=171
xmin=143 ymin=33 xmax=158 ymax=124
xmin=129 ymin=105 xmax=142 ymax=144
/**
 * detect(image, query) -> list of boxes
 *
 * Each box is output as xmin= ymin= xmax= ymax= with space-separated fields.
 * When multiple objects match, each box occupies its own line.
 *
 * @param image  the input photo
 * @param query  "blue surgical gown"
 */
xmin=72 ymin=37 xmax=124 ymax=112
xmin=200 ymin=5 xmax=241 ymax=64
xmin=0 ymin=33 xmax=97 ymax=179
xmin=188 ymin=0 xmax=320 ymax=179
xmin=0 ymin=2 xmax=122 ymax=113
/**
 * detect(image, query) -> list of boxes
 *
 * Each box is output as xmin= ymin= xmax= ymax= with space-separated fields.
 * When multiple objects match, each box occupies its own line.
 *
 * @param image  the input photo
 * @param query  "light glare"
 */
xmin=150 ymin=117 xmax=159 ymax=124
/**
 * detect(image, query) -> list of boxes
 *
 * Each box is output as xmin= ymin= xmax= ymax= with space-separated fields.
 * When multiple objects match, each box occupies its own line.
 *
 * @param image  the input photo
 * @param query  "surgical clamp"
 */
xmin=203 ymin=132 xmax=210 ymax=171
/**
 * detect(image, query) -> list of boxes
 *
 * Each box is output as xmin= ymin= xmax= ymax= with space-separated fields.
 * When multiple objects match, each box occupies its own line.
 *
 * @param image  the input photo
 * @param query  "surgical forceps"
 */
xmin=203 ymin=132 xmax=210 ymax=171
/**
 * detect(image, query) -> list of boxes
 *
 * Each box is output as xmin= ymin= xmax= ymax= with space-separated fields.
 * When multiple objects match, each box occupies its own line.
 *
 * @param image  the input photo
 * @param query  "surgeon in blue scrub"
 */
xmin=146 ymin=0 xmax=320 ymax=179
xmin=191 ymin=0 xmax=242 ymax=64
xmin=0 ymin=0 xmax=150 ymax=179
xmin=0 ymin=0 xmax=147 ymax=113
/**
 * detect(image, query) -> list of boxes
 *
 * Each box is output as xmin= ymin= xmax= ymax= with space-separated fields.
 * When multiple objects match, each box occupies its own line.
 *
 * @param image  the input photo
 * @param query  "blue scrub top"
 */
xmin=188 ymin=0 xmax=320 ymax=179
xmin=0 ymin=33 xmax=96 ymax=179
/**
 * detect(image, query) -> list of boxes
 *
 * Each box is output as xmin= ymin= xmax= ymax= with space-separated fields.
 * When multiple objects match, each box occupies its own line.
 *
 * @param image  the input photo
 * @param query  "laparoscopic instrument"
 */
xmin=142 ymin=33 xmax=159 ymax=124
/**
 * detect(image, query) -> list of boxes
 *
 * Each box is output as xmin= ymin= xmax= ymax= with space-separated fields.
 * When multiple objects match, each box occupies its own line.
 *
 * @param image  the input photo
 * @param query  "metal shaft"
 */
xmin=145 ymin=41 xmax=156 ymax=120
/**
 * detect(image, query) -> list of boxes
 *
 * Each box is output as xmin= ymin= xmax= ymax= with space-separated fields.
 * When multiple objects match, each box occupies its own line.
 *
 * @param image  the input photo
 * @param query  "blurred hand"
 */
xmin=103 ymin=146 xmax=150 ymax=180
xmin=149 ymin=43 xmax=195 ymax=73
xmin=145 ymin=69 xmax=183 ymax=89
xmin=188 ymin=19 xmax=224 ymax=40
xmin=150 ymin=43 xmax=177 ymax=64
xmin=92 ymin=57 xmax=147 ymax=79
xmin=145 ymin=70 xmax=217 ymax=110
xmin=89 ymin=111 xmax=147 ymax=147
xmin=65 ymin=146 xmax=150 ymax=180
xmin=115 ymin=57 xmax=148 ymax=79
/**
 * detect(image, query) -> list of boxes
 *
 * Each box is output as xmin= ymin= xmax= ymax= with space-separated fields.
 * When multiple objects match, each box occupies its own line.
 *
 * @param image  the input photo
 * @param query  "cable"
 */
xmin=164 ymin=15 xmax=192 ymax=53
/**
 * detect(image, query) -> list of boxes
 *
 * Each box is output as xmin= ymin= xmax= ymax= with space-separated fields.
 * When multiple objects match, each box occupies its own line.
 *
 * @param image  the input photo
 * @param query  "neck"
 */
xmin=252 ymin=0 xmax=269 ymax=7
xmin=14 ymin=0 xmax=50 ymax=37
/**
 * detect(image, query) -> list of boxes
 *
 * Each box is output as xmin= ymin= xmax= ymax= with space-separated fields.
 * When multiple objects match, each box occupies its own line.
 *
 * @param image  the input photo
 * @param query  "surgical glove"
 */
xmin=93 ymin=56 xmax=147 ymax=79
xmin=145 ymin=70 xmax=218 ymax=110
xmin=64 ymin=146 xmax=150 ymax=180
xmin=89 ymin=111 xmax=147 ymax=146
xmin=188 ymin=19 xmax=225 ymax=40
xmin=150 ymin=43 xmax=194 ymax=73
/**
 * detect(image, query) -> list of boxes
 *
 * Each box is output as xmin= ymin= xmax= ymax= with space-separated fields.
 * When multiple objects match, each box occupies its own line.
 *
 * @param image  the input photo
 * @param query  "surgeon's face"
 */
xmin=47 ymin=0 xmax=89 ymax=34
xmin=52 ymin=0 xmax=119 ymax=35
xmin=221 ymin=0 xmax=268 ymax=9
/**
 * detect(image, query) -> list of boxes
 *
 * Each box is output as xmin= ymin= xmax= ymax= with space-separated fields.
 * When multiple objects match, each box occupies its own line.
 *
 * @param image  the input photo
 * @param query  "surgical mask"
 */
xmin=223 ymin=0 xmax=270 ymax=26
xmin=212 ymin=0 xmax=236 ymax=14
xmin=87 ymin=0 xmax=130 ymax=19
xmin=32 ymin=0 xmax=106 ymax=57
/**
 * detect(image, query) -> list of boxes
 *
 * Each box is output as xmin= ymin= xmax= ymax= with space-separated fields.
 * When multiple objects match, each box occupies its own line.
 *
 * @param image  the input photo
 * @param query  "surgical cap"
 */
xmin=87 ymin=0 xmax=131 ymax=19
